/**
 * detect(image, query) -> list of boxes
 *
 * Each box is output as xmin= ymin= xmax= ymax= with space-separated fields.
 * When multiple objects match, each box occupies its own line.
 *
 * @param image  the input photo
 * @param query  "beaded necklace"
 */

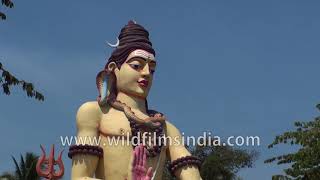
xmin=129 ymin=110 xmax=165 ymax=157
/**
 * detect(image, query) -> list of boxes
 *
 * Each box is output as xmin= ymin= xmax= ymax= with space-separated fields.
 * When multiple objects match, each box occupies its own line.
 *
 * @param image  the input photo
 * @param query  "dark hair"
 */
xmin=97 ymin=21 xmax=159 ymax=113
xmin=105 ymin=21 xmax=155 ymax=69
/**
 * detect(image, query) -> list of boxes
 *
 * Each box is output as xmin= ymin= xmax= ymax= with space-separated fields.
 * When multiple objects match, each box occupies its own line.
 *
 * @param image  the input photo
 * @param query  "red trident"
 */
xmin=36 ymin=144 xmax=64 ymax=180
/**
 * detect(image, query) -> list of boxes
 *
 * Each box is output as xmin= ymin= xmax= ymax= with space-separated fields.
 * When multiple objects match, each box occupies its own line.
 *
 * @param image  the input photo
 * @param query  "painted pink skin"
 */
xmin=131 ymin=145 xmax=153 ymax=180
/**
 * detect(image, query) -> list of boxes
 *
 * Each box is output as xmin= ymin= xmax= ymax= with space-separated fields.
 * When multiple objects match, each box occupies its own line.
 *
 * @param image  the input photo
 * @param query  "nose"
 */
xmin=141 ymin=64 xmax=150 ymax=77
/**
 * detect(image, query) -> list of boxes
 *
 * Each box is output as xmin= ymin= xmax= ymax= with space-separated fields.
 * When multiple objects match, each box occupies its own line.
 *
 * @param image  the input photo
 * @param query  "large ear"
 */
xmin=107 ymin=62 xmax=118 ymax=75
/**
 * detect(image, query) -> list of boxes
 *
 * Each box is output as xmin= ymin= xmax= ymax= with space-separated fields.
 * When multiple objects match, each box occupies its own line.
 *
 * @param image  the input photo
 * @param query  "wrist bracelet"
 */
xmin=168 ymin=156 xmax=202 ymax=175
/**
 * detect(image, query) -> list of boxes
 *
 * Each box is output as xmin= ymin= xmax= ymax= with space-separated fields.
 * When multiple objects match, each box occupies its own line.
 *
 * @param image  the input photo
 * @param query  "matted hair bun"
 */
xmin=106 ymin=20 xmax=155 ymax=69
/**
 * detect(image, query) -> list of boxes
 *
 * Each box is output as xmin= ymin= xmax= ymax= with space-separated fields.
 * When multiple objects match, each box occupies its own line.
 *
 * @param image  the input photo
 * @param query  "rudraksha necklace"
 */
xmin=129 ymin=110 xmax=165 ymax=157
xmin=106 ymin=97 xmax=166 ymax=157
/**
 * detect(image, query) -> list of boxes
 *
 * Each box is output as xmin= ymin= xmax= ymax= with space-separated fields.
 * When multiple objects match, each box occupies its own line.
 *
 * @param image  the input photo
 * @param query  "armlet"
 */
xmin=68 ymin=144 xmax=103 ymax=159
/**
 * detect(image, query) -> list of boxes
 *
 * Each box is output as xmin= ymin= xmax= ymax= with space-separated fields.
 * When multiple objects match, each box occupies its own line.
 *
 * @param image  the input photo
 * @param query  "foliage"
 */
xmin=163 ymin=144 xmax=258 ymax=180
xmin=194 ymin=144 xmax=258 ymax=180
xmin=162 ymin=160 xmax=176 ymax=180
xmin=0 ymin=152 xmax=40 ymax=180
xmin=0 ymin=62 xmax=44 ymax=101
xmin=0 ymin=172 xmax=16 ymax=180
xmin=265 ymin=104 xmax=320 ymax=180
xmin=0 ymin=0 xmax=14 ymax=20
xmin=1 ymin=0 xmax=44 ymax=100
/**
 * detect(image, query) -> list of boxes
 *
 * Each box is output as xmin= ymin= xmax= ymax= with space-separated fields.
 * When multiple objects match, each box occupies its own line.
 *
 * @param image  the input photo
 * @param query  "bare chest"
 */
xmin=100 ymin=113 xmax=131 ymax=137
xmin=99 ymin=109 xmax=151 ymax=137
xmin=96 ymin=110 xmax=167 ymax=180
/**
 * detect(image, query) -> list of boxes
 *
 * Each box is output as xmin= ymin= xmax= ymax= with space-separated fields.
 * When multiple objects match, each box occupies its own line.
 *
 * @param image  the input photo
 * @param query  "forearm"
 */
xmin=71 ymin=154 xmax=100 ymax=179
xmin=168 ymin=149 xmax=202 ymax=179
xmin=166 ymin=121 xmax=202 ymax=179
xmin=174 ymin=166 xmax=201 ymax=180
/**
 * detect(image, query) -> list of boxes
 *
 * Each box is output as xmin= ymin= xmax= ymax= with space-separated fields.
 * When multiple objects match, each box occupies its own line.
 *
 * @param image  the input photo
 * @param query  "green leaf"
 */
xmin=2 ymin=83 xmax=10 ymax=95
xmin=265 ymin=103 xmax=320 ymax=179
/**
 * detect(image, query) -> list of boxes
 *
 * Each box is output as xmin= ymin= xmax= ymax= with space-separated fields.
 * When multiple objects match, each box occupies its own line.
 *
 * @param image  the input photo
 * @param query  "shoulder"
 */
xmin=77 ymin=101 xmax=101 ymax=115
xmin=165 ymin=120 xmax=182 ymax=137
xmin=76 ymin=101 xmax=102 ymax=126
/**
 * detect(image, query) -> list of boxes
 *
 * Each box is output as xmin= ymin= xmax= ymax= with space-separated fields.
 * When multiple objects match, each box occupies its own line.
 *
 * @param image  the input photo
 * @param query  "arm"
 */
xmin=71 ymin=102 xmax=102 ymax=180
xmin=166 ymin=121 xmax=202 ymax=180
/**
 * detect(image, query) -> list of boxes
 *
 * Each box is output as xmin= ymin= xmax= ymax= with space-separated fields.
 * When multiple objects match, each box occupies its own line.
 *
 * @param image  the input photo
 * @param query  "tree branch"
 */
xmin=0 ymin=62 xmax=44 ymax=101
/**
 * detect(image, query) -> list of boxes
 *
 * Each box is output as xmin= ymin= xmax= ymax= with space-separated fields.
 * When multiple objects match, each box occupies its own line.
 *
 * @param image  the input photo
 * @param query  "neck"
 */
xmin=116 ymin=91 xmax=147 ymax=113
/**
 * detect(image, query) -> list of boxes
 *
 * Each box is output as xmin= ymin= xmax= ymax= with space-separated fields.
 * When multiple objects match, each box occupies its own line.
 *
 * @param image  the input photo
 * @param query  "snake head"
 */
xmin=145 ymin=121 xmax=162 ymax=129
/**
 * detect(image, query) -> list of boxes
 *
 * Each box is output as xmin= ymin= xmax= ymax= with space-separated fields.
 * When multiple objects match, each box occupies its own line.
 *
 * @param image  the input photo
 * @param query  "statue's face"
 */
xmin=114 ymin=49 xmax=156 ymax=99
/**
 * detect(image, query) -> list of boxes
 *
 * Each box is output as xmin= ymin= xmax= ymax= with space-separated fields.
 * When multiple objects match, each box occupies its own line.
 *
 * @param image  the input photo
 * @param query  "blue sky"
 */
xmin=1 ymin=0 xmax=320 ymax=179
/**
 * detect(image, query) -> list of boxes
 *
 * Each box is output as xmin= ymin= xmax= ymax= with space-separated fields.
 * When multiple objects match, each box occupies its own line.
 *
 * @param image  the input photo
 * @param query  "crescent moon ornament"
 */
xmin=107 ymin=38 xmax=120 ymax=48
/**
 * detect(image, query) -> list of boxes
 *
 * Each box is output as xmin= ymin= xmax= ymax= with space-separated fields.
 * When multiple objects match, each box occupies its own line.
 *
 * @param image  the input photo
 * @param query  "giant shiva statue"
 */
xmin=68 ymin=21 xmax=202 ymax=180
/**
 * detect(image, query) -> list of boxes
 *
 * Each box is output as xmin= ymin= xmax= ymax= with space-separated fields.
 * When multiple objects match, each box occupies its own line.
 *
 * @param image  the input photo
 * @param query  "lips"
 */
xmin=138 ymin=79 xmax=149 ymax=87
